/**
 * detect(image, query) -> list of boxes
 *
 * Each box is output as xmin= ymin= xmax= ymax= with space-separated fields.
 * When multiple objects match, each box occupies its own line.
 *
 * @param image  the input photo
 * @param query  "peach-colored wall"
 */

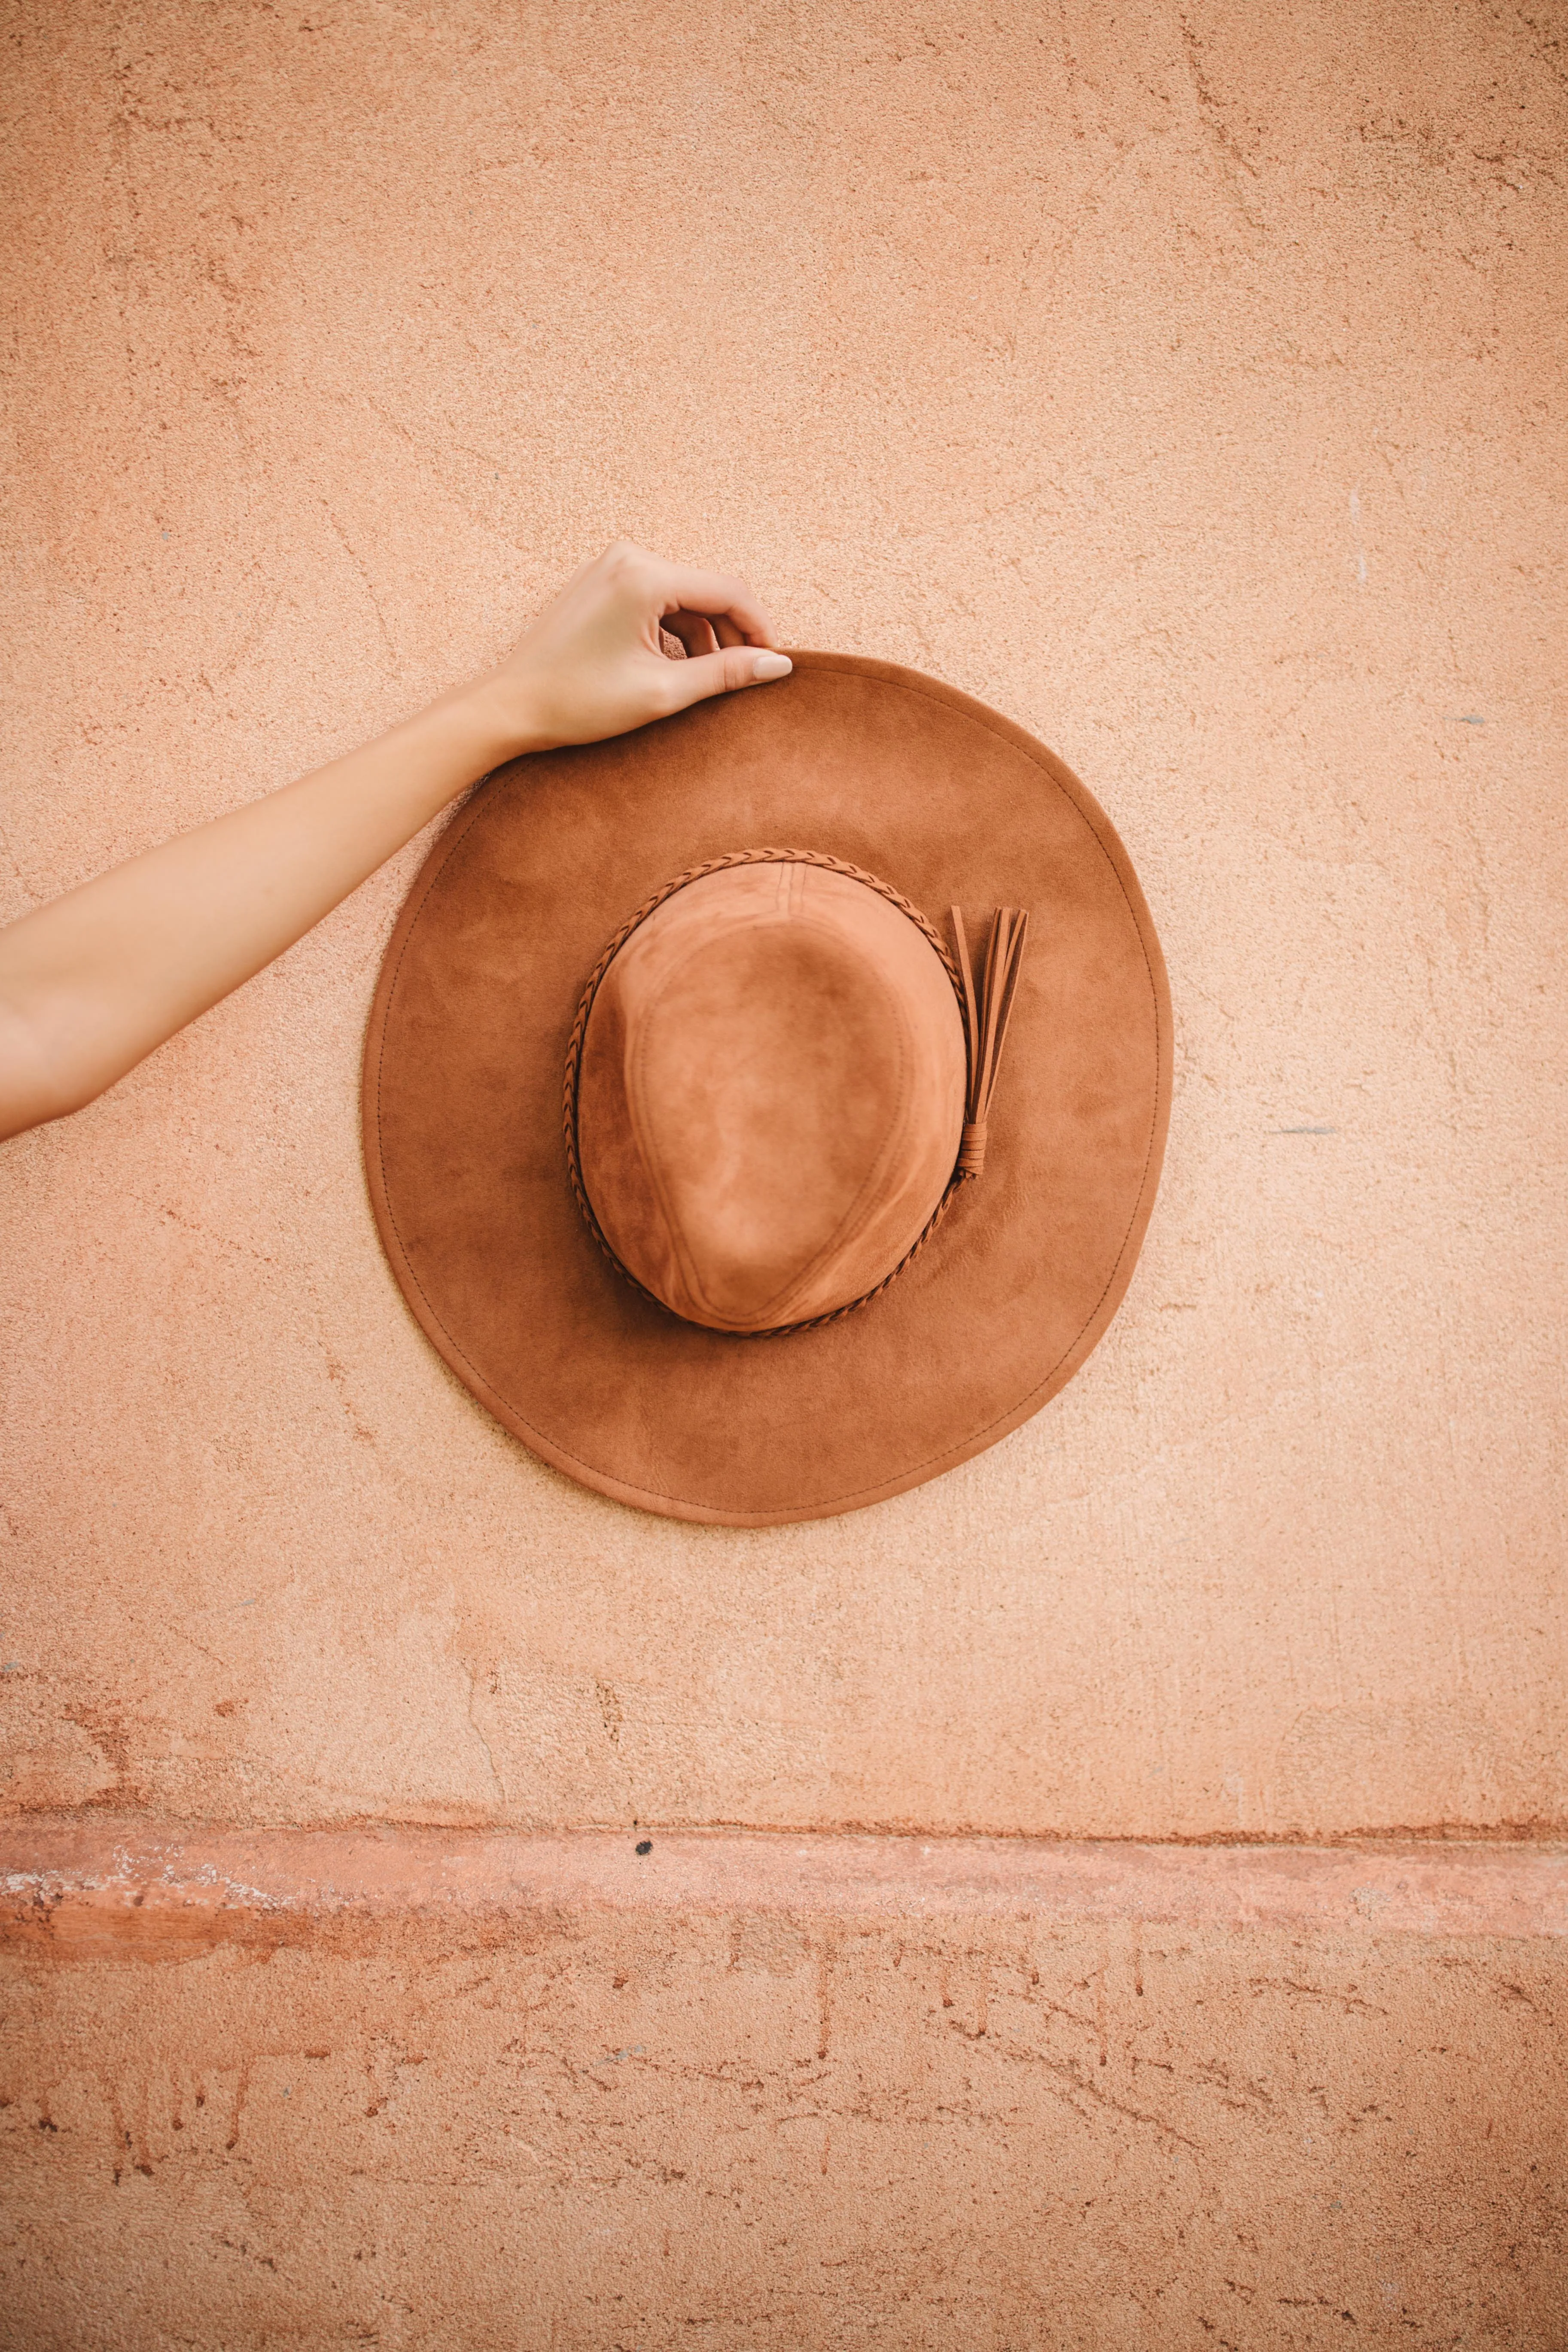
xmin=4 ymin=9 xmax=1566 ymax=2342
xmin=2 ymin=1 xmax=1565 ymax=1842
xmin=3 ymin=1829 xmax=1565 ymax=2348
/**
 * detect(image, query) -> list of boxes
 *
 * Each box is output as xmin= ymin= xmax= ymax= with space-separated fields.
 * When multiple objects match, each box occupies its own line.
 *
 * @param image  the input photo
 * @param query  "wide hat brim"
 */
xmin=363 ymin=653 xmax=1171 ymax=1526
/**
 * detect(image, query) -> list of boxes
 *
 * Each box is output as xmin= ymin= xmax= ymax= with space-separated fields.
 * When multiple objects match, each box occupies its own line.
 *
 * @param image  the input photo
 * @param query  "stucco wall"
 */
xmin=3 ymin=0 xmax=1564 ymax=1846
xmin=4 ymin=1830 xmax=1565 ymax=2349
xmin=2 ymin=6 xmax=1565 ymax=2341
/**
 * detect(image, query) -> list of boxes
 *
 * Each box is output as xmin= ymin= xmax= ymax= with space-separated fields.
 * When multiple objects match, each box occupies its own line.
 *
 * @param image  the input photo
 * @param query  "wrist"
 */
xmin=437 ymin=670 xmax=550 ymax=767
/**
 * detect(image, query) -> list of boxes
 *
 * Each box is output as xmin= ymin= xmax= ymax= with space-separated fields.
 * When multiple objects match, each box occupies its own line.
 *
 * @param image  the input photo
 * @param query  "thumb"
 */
xmin=662 ymin=645 xmax=792 ymax=711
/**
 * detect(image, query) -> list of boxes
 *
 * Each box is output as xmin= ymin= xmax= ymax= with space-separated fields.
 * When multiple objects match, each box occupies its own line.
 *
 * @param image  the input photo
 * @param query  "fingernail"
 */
xmin=752 ymin=652 xmax=792 ymax=681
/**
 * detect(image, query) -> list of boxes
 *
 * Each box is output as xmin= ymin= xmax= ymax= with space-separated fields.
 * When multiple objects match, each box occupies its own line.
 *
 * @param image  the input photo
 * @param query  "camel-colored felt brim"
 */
xmin=362 ymin=653 xmax=1172 ymax=1526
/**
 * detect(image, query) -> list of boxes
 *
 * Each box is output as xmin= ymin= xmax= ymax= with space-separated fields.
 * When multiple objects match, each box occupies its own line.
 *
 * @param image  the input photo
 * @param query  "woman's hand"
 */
xmin=464 ymin=541 xmax=791 ymax=759
xmin=0 ymin=544 xmax=790 ymax=1141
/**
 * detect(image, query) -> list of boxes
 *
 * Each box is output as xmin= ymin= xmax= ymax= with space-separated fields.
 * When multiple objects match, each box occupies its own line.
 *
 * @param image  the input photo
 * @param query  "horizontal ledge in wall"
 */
xmin=2 ymin=1825 xmax=1565 ymax=1961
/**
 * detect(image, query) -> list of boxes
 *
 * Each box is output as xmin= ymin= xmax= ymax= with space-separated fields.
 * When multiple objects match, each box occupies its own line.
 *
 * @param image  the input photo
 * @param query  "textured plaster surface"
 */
xmin=3 ymin=1832 xmax=1566 ymax=2349
xmin=8 ymin=1823 xmax=1568 ymax=1948
xmin=4 ymin=11 xmax=1567 ymax=2332
xmin=2 ymin=1 xmax=1566 ymax=1840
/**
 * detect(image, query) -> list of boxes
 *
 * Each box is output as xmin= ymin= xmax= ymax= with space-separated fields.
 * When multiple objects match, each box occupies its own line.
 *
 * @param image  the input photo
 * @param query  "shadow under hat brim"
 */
xmin=362 ymin=652 xmax=1172 ymax=1526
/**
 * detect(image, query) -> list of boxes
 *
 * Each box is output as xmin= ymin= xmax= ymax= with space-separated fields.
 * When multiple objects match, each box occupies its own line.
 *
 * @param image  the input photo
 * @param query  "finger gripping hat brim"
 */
xmin=362 ymin=652 xmax=1172 ymax=1526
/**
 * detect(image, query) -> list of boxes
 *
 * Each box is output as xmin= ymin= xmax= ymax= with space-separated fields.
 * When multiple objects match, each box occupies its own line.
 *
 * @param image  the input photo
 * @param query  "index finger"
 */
xmin=652 ymin=563 xmax=778 ymax=648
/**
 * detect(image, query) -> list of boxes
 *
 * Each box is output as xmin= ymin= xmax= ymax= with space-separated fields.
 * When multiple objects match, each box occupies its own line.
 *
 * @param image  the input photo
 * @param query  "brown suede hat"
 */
xmin=363 ymin=652 xmax=1171 ymax=1525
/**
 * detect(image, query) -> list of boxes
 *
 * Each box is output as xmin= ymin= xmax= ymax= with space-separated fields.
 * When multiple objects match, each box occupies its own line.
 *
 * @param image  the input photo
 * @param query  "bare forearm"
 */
xmin=0 ymin=687 xmax=512 ymax=1139
xmin=0 ymin=542 xmax=788 ymax=1145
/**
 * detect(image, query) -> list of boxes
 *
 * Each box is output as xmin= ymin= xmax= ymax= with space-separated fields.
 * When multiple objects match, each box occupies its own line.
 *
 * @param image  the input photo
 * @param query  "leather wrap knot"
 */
xmin=956 ymin=1121 xmax=989 ymax=1178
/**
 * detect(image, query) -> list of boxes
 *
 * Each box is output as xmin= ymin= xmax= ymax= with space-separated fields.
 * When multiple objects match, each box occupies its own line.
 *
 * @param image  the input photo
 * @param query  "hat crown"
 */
xmin=576 ymin=862 xmax=966 ymax=1332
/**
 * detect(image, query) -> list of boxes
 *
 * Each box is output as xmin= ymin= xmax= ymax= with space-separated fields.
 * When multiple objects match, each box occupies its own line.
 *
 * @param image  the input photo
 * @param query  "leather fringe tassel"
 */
xmin=950 ymin=905 xmax=1029 ymax=1178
